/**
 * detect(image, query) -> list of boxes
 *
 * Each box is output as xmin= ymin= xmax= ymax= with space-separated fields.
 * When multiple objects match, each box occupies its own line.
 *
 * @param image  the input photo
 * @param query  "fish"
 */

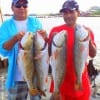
xmin=74 ymin=25 xmax=89 ymax=90
xmin=50 ymin=30 xmax=67 ymax=94
xmin=34 ymin=32 xmax=49 ymax=96
xmin=17 ymin=32 xmax=39 ymax=95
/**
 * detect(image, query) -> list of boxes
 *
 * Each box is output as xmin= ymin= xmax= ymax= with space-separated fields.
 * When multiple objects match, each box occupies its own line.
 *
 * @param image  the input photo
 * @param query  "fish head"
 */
xmin=20 ymin=32 xmax=34 ymax=50
xmin=53 ymin=30 xmax=67 ymax=47
xmin=76 ymin=25 xmax=89 ymax=41
xmin=34 ymin=32 xmax=46 ymax=50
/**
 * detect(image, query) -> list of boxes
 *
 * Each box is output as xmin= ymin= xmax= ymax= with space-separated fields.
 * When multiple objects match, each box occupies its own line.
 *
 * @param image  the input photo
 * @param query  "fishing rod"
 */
xmin=0 ymin=6 xmax=3 ymax=23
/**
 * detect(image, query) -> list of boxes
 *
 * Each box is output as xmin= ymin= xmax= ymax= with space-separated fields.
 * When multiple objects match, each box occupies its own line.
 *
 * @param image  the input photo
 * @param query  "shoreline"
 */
xmin=2 ymin=14 xmax=100 ymax=18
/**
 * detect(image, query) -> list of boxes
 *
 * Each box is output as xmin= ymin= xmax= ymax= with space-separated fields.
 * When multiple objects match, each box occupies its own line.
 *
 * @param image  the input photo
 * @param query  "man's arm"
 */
xmin=3 ymin=32 xmax=24 ymax=50
xmin=84 ymin=26 xmax=97 ymax=58
xmin=89 ymin=40 xmax=97 ymax=58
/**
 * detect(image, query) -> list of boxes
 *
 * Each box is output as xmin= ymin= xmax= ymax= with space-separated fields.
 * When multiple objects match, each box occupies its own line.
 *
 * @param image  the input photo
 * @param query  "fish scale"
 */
xmin=74 ymin=25 xmax=89 ymax=90
xmin=50 ymin=30 xmax=67 ymax=93
xmin=17 ymin=32 xmax=38 ymax=95
xmin=34 ymin=32 xmax=49 ymax=96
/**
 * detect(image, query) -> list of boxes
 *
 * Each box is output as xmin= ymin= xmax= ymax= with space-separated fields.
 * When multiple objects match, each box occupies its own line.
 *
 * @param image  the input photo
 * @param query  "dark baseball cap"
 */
xmin=12 ymin=0 xmax=28 ymax=5
xmin=60 ymin=0 xmax=79 ymax=12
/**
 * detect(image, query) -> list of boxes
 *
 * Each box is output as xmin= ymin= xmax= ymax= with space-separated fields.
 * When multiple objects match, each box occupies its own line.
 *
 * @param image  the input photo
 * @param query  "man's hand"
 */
xmin=37 ymin=30 xmax=47 ymax=40
xmin=15 ymin=32 xmax=25 ymax=41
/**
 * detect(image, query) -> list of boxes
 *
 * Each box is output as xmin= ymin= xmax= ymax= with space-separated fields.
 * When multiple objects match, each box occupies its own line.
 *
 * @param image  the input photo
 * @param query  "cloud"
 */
xmin=0 ymin=0 xmax=100 ymax=14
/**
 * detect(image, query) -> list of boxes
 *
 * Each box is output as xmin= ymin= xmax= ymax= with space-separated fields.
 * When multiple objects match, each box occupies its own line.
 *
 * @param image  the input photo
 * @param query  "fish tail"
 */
xmin=74 ymin=80 xmax=83 ymax=91
xmin=29 ymin=88 xmax=46 ymax=96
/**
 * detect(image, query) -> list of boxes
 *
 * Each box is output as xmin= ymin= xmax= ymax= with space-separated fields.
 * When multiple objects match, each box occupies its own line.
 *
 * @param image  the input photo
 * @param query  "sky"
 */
xmin=0 ymin=0 xmax=100 ymax=14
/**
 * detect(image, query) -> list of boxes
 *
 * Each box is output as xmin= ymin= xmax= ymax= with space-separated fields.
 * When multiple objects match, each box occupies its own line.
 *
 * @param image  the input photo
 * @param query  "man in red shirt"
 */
xmin=48 ymin=0 xmax=97 ymax=100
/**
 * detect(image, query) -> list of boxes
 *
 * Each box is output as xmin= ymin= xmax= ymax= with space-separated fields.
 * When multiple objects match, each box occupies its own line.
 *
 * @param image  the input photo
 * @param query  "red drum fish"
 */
xmin=74 ymin=25 xmax=89 ymax=90
xmin=50 ymin=30 xmax=67 ymax=94
xmin=34 ymin=32 xmax=49 ymax=96
xmin=17 ymin=32 xmax=38 ymax=95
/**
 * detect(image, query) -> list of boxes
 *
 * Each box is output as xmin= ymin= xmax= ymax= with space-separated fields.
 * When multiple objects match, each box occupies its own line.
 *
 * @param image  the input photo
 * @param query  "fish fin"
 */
xmin=53 ymin=49 xmax=59 ymax=59
xmin=29 ymin=88 xmax=38 ymax=95
xmin=29 ymin=88 xmax=45 ymax=96
xmin=34 ymin=53 xmax=42 ymax=60
xmin=50 ymin=92 xmax=61 ymax=100
xmin=40 ymin=90 xmax=46 ymax=96
xmin=45 ymin=77 xmax=48 ymax=83
xmin=74 ymin=82 xmax=83 ymax=91
xmin=22 ymin=52 xmax=28 ymax=61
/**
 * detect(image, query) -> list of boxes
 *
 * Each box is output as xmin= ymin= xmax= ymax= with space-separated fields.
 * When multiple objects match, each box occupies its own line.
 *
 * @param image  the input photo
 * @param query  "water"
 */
xmin=0 ymin=72 xmax=8 ymax=100
xmin=0 ymin=16 xmax=100 ymax=100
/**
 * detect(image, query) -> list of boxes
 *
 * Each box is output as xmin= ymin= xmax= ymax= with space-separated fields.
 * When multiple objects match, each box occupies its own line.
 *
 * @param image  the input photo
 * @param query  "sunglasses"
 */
xmin=15 ymin=4 xmax=28 ymax=8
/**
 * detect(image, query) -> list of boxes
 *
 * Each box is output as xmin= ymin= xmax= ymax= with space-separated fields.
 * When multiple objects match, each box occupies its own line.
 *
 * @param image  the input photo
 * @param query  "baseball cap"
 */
xmin=12 ymin=0 xmax=28 ymax=5
xmin=60 ymin=0 xmax=79 ymax=12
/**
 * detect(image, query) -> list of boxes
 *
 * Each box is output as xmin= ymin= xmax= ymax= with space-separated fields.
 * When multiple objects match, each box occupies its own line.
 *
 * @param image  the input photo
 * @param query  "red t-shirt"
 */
xmin=48 ymin=24 xmax=95 ymax=97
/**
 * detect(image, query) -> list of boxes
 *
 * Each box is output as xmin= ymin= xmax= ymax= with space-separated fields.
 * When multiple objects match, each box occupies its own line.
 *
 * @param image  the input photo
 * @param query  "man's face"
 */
xmin=11 ymin=3 xmax=28 ymax=20
xmin=61 ymin=10 xmax=80 ymax=27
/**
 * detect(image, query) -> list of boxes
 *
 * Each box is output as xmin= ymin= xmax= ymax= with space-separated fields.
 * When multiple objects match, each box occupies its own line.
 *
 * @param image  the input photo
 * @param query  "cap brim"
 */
xmin=60 ymin=8 xmax=75 ymax=13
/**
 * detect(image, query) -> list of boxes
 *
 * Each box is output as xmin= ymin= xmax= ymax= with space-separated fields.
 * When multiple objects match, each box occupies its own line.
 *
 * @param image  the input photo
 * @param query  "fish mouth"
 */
xmin=52 ymin=40 xmax=63 ymax=48
xmin=19 ymin=43 xmax=24 ymax=50
xmin=40 ymin=42 xmax=47 ymax=51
